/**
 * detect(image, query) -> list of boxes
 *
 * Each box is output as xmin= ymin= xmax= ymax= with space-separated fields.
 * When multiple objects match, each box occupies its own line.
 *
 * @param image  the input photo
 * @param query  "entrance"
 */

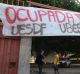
xmin=0 ymin=37 xmax=20 ymax=74
xmin=31 ymin=36 xmax=80 ymax=64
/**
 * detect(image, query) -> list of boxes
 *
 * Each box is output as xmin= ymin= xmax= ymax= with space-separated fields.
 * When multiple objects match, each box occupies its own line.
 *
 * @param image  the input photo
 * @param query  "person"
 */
xmin=35 ymin=49 xmax=45 ymax=74
xmin=53 ymin=50 xmax=60 ymax=74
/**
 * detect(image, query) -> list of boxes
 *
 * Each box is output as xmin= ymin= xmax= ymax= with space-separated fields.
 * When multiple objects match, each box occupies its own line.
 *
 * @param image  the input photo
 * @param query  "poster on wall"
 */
xmin=0 ymin=3 xmax=80 ymax=36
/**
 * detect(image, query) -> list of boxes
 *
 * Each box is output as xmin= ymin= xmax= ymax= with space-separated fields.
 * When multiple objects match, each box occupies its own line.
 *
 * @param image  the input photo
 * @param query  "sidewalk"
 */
xmin=30 ymin=64 xmax=80 ymax=74
xmin=30 ymin=71 xmax=46 ymax=74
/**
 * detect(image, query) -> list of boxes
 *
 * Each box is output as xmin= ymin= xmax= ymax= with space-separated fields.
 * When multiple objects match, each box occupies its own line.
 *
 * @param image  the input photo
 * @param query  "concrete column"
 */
xmin=18 ymin=37 xmax=32 ymax=74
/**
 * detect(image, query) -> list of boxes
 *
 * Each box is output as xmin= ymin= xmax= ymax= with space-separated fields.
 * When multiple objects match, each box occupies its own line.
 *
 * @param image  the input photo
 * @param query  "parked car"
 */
xmin=59 ymin=52 xmax=71 ymax=68
xmin=59 ymin=58 xmax=71 ymax=67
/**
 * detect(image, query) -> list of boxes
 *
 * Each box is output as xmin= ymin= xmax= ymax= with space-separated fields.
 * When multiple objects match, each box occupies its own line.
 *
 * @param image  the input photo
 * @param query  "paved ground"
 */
xmin=30 ymin=64 xmax=80 ymax=74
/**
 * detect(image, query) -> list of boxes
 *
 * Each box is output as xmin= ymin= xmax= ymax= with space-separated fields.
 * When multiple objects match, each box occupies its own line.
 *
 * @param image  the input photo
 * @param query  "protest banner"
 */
xmin=0 ymin=3 xmax=80 ymax=36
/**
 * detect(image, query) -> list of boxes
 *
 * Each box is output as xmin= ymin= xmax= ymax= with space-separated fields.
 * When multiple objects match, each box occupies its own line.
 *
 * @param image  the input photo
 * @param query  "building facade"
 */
xmin=0 ymin=0 xmax=32 ymax=74
xmin=0 ymin=0 xmax=62 ymax=74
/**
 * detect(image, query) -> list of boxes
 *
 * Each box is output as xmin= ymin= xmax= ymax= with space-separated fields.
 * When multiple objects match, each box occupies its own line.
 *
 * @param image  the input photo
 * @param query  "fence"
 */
xmin=0 ymin=0 xmax=63 ymax=9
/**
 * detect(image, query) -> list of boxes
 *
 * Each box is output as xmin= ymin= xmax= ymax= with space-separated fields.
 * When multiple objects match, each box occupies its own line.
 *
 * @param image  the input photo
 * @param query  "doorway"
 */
xmin=0 ymin=37 xmax=20 ymax=74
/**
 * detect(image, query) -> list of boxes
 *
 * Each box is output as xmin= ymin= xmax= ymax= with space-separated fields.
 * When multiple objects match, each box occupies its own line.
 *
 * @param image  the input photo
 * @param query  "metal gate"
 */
xmin=0 ymin=37 xmax=20 ymax=74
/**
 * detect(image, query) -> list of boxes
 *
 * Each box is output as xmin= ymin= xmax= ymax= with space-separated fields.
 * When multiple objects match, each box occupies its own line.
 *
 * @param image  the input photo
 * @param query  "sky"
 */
xmin=76 ymin=0 xmax=80 ymax=3
xmin=75 ymin=0 xmax=80 ymax=4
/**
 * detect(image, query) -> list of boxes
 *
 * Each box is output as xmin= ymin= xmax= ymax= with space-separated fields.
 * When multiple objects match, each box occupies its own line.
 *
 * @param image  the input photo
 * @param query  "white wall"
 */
xmin=18 ymin=37 xmax=32 ymax=74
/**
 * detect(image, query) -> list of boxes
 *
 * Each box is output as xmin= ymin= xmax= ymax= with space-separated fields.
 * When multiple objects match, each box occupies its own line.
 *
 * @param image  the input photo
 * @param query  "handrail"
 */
xmin=27 ymin=1 xmax=63 ymax=10
xmin=0 ymin=0 xmax=63 ymax=10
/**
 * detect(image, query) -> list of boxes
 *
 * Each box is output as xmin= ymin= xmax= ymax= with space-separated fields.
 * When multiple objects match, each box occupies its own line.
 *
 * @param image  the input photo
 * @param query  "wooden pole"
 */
xmin=23 ymin=1 xmax=24 ymax=6
xmin=27 ymin=0 xmax=32 ymax=7
xmin=7 ymin=0 xmax=8 ymax=4
xmin=17 ymin=0 xmax=19 ymax=6
xmin=1 ymin=0 xmax=3 ymax=3
xmin=11 ymin=0 xmax=14 ymax=5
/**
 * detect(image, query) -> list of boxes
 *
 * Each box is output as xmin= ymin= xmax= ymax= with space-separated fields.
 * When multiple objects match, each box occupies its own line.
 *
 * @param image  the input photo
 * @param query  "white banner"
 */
xmin=0 ymin=3 xmax=80 ymax=36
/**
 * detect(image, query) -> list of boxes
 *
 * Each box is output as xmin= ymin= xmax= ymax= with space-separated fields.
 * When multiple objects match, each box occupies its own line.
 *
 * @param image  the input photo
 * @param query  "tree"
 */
xmin=32 ymin=0 xmax=79 ymax=11
xmin=49 ymin=0 xmax=77 ymax=11
xmin=2 ymin=0 xmax=80 ymax=11
xmin=75 ymin=5 xmax=80 ymax=12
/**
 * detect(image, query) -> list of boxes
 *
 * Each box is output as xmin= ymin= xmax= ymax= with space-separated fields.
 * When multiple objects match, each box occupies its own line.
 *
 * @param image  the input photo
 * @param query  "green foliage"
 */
xmin=1 ymin=0 xmax=80 ymax=11
xmin=75 ymin=5 xmax=80 ymax=12
xmin=32 ymin=0 xmax=41 ymax=3
xmin=48 ymin=0 xmax=78 ymax=11
xmin=32 ymin=0 xmax=80 ymax=12
xmin=8 ymin=0 xmax=13 ymax=4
